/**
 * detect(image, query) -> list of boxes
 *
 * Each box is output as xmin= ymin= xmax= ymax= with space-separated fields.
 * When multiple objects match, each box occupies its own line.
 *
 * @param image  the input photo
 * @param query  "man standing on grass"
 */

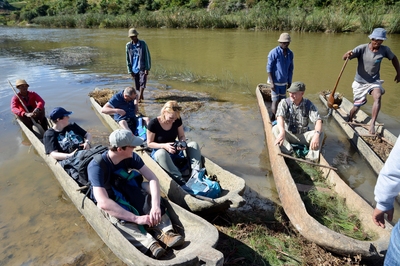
xmin=343 ymin=27 xmax=400 ymax=134
xmin=266 ymin=32 xmax=294 ymax=122
xmin=126 ymin=28 xmax=151 ymax=103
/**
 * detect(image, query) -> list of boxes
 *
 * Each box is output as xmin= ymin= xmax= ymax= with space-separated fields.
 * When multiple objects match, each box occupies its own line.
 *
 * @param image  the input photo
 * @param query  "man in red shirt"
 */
xmin=11 ymin=79 xmax=48 ymax=131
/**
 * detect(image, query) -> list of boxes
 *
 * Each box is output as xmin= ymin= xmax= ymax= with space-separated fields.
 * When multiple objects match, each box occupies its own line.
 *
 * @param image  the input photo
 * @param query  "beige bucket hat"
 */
xmin=128 ymin=28 xmax=139 ymax=37
xmin=278 ymin=33 xmax=291 ymax=43
xmin=16 ymin=79 xmax=29 ymax=88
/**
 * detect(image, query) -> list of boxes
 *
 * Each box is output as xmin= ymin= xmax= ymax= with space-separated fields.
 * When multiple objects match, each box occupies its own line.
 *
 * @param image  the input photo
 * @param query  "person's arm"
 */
xmin=31 ymin=91 xmax=45 ymax=110
xmin=49 ymin=150 xmax=77 ymax=160
xmin=266 ymin=50 xmax=276 ymax=90
xmin=138 ymin=164 xmax=161 ymax=226
xmin=274 ymin=116 xmax=286 ymax=146
xmin=81 ymin=132 xmax=92 ymax=150
xmin=93 ymin=186 xmax=152 ymax=225
xmin=126 ymin=42 xmax=133 ymax=75
xmin=391 ymin=55 xmax=400 ymax=83
xmin=342 ymin=50 xmax=353 ymax=60
xmin=146 ymin=129 xmax=175 ymax=153
xmin=10 ymin=96 xmax=25 ymax=116
xmin=309 ymin=119 xmax=322 ymax=150
xmin=101 ymin=102 xmax=126 ymax=116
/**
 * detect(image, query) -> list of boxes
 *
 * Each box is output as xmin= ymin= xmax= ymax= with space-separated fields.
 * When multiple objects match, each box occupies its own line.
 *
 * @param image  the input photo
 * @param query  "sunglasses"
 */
xmin=169 ymin=106 xmax=182 ymax=111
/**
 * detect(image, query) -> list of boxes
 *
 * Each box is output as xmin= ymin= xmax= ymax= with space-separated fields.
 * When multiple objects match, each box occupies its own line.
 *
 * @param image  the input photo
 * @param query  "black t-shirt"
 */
xmin=43 ymin=123 xmax=87 ymax=154
xmin=147 ymin=117 xmax=182 ymax=143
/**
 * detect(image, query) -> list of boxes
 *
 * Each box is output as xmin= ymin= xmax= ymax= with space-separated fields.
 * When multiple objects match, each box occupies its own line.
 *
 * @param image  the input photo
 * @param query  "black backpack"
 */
xmin=76 ymin=144 xmax=109 ymax=187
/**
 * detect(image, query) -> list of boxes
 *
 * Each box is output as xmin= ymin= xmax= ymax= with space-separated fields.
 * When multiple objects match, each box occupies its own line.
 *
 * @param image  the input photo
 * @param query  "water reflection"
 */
xmin=1 ymin=26 xmax=399 ymax=264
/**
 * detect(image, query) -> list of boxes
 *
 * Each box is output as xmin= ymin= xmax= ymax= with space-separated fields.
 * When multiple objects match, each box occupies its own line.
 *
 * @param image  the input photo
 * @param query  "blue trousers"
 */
xmin=385 ymin=219 xmax=400 ymax=265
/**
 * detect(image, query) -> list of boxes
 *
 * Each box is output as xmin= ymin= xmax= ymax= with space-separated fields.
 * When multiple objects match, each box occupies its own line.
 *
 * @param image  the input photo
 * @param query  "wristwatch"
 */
xmin=315 ymin=131 xmax=321 ymax=135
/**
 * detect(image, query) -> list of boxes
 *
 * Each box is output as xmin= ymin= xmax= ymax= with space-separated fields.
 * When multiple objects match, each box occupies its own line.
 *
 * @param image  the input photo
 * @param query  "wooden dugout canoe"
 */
xmin=16 ymin=118 xmax=224 ymax=266
xmin=256 ymin=84 xmax=392 ymax=258
xmin=89 ymin=97 xmax=246 ymax=214
xmin=319 ymin=93 xmax=397 ymax=175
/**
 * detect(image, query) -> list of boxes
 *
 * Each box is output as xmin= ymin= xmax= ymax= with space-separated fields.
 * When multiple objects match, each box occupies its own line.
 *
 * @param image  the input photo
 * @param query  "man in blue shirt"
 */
xmin=101 ymin=87 xmax=148 ymax=141
xmin=126 ymin=28 xmax=151 ymax=103
xmin=267 ymin=32 xmax=294 ymax=121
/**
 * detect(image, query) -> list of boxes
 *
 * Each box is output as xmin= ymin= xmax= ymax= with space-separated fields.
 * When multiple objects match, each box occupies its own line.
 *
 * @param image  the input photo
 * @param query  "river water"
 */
xmin=1 ymin=26 xmax=400 ymax=265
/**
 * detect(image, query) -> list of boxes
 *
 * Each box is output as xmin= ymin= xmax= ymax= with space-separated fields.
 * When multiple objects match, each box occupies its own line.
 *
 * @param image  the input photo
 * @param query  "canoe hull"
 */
xmin=256 ymin=84 xmax=392 ymax=258
xmin=16 ymin=118 xmax=224 ymax=266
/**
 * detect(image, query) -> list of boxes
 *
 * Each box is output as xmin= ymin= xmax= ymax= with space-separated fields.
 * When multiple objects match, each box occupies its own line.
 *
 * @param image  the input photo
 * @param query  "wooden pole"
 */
xmin=278 ymin=153 xmax=337 ymax=170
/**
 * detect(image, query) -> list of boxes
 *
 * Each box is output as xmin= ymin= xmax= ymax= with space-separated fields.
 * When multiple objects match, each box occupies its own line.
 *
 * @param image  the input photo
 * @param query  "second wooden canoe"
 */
xmin=89 ymin=97 xmax=246 ymax=214
xmin=256 ymin=84 xmax=392 ymax=258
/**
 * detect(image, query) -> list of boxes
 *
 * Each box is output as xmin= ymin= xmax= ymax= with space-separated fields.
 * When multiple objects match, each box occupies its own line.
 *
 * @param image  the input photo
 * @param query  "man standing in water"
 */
xmin=343 ymin=28 xmax=400 ymax=134
xmin=126 ymin=28 xmax=151 ymax=103
xmin=266 ymin=32 xmax=294 ymax=122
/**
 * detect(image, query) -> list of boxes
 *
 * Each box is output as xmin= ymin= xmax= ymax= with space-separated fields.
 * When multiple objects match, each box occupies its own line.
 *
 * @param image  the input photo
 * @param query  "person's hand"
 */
xmin=309 ymin=133 xmax=320 ymax=150
xmin=130 ymin=73 xmax=135 ymax=79
xmin=116 ymin=109 xmax=126 ymax=116
xmin=394 ymin=73 xmax=400 ymax=83
xmin=345 ymin=51 xmax=353 ymax=59
xmin=25 ymin=112 xmax=34 ymax=118
xmin=372 ymin=207 xmax=394 ymax=228
xmin=134 ymin=214 xmax=152 ymax=226
xmin=148 ymin=206 xmax=162 ymax=227
xmin=270 ymin=83 xmax=275 ymax=92
xmin=144 ymin=70 xmax=149 ymax=75
xmin=165 ymin=142 xmax=177 ymax=154
xmin=81 ymin=141 xmax=91 ymax=150
xmin=274 ymin=132 xmax=285 ymax=146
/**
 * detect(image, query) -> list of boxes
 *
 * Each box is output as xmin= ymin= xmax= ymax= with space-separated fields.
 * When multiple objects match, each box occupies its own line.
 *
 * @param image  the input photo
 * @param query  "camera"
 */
xmin=173 ymin=141 xmax=187 ymax=149
xmin=288 ymin=124 xmax=297 ymax=134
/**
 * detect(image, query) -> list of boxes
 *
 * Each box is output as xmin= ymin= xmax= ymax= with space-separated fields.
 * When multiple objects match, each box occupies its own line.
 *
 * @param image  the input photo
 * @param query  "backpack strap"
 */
xmin=81 ymin=154 xmax=109 ymax=209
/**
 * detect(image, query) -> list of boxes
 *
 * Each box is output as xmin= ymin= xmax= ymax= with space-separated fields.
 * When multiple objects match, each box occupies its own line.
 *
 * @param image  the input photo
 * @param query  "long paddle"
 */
xmin=328 ymin=57 xmax=349 ymax=109
xmin=8 ymin=80 xmax=45 ymax=138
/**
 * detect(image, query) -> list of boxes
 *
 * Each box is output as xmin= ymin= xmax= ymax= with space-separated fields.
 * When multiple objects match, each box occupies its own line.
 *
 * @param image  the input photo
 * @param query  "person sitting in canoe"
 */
xmin=87 ymin=129 xmax=184 ymax=259
xmin=101 ymin=86 xmax=149 ymax=141
xmin=146 ymin=100 xmax=202 ymax=185
xmin=272 ymin=81 xmax=324 ymax=162
xmin=43 ymin=107 xmax=92 ymax=161
xmin=11 ymin=79 xmax=48 ymax=132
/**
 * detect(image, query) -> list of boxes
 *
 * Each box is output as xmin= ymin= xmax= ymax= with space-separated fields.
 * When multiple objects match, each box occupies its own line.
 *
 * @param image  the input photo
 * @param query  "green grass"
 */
xmin=287 ymin=159 xmax=375 ymax=241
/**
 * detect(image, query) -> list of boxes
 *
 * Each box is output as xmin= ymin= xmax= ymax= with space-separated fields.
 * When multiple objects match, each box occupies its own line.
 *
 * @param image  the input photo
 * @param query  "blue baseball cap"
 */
xmin=50 ymin=107 xmax=73 ymax=121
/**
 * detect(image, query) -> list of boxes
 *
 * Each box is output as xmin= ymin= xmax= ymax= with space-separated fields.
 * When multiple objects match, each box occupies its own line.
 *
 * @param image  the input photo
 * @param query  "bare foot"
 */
xmin=369 ymin=124 xmax=376 ymax=135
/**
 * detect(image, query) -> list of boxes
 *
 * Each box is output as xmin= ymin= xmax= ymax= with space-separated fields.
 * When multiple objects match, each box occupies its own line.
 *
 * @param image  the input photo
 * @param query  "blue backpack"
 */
xmin=182 ymin=168 xmax=221 ymax=199
xmin=134 ymin=117 xmax=147 ymax=141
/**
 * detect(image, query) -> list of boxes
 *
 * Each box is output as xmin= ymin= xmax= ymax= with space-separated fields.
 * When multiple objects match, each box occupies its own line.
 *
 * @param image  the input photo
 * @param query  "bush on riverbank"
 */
xmin=3 ymin=0 xmax=400 ymax=33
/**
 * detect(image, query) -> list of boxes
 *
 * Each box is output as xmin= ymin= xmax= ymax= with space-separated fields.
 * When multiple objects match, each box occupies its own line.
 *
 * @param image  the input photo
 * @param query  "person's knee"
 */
xmin=153 ymin=149 xmax=169 ymax=162
xmin=187 ymin=141 xmax=199 ymax=150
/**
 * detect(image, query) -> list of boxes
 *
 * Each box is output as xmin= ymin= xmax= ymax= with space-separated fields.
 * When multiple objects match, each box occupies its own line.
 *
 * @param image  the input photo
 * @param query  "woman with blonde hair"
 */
xmin=147 ymin=101 xmax=202 ymax=185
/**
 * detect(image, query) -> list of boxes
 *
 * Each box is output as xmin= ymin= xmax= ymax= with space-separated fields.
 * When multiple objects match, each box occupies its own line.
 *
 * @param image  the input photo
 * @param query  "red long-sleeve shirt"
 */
xmin=11 ymin=91 xmax=45 ymax=117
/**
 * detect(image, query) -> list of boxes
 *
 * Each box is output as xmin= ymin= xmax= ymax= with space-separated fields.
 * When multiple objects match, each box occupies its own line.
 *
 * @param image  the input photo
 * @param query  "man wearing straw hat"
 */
xmin=10 ymin=79 xmax=48 ymax=131
xmin=126 ymin=28 xmax=151 ymax=103
xmin=266 ymin=32 xmax=294 ymax=122
xmin=343 ymin=28 xmax=400 ymax=134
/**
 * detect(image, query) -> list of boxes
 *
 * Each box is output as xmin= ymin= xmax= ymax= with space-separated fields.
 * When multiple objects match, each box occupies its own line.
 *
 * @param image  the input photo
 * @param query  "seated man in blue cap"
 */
xmin=342 ymin=27 xmax=400 ymax=134
xmin=272 ymin=81 xmax=323 ymax=162
xmin=43 ymin=107 xmax=92 ymax=161
xmin=101 ymin=86 xmax=149 ymax=141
